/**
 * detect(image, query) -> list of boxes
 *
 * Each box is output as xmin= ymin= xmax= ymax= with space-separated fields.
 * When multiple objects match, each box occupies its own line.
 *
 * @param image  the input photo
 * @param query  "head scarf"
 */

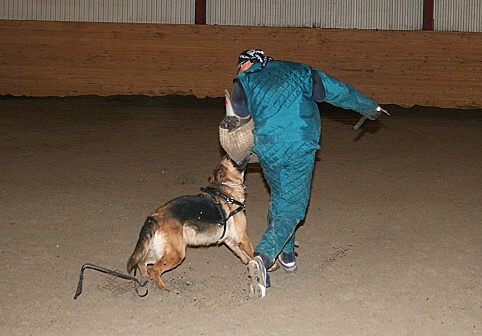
xmin=237 ymin=49 xmax=273 ymax=70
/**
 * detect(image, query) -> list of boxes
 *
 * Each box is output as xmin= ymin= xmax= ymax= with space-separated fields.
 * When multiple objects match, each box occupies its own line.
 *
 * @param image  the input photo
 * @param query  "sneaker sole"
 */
xmin=280 ymin=263 xmax=297 ymax=273
xmin=247 ymin=259 xmax=267 ymax=298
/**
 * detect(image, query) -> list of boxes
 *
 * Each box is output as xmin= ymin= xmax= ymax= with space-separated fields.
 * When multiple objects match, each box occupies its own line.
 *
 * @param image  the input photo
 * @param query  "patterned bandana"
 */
xmin=237 ymin=49 xmax=274 ymax=70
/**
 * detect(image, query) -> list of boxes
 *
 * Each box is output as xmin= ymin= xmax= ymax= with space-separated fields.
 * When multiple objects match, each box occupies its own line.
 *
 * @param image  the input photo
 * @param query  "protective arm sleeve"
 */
xmin=230 ymin=79 xmax=250 ymax=118
xmin=315 ymin=69 xmax=378 ymax=115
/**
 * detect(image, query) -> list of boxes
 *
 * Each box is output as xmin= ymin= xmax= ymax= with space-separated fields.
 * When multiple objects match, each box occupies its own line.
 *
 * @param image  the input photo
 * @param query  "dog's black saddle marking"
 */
xmin=164 ymin=188 xmax=244 ymax=241
xmin=168 ymin=194 xmax=226 ymax=227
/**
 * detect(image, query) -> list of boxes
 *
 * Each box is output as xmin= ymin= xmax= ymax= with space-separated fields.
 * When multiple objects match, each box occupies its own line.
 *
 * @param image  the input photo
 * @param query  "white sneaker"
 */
xmin=278 ymin=252 xmax=297 ymax=273
xmin=247 ymin=256 xmax=268 ymax=298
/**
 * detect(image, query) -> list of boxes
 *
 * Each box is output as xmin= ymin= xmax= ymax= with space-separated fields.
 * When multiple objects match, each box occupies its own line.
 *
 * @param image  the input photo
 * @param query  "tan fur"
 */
xmin=127 ymin=156 xmax=254 ymax=290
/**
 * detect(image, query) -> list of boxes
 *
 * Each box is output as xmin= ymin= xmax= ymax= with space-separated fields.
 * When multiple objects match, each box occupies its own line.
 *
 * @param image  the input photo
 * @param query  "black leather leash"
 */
xmin=74 ymin=263 xmax=148 ymax=299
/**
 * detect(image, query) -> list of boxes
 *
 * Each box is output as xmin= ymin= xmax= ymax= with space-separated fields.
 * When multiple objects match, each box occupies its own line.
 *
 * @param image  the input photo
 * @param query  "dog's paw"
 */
xmin=267 ymin=262 xmax=280 ymax=272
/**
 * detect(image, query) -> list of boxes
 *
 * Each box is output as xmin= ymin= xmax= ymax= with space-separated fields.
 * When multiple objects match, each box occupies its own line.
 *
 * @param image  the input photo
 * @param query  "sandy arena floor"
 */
xmin=0 ymin=95 xmax=480 ymax=336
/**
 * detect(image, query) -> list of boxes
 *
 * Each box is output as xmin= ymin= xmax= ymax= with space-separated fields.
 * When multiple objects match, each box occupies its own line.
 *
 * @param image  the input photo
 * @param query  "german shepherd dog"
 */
xmin=127 ymin=156 xmax=254 ymax=290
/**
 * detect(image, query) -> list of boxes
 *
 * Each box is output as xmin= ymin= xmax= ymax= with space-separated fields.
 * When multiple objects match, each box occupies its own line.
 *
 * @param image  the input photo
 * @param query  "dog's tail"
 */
xmin=127 ymin=216 xmax=158 ymax=274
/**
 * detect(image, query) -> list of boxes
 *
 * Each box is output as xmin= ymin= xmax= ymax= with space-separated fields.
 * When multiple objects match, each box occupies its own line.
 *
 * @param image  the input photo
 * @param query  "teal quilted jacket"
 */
xmin=236 ymin=60 xmax=321 ymax=145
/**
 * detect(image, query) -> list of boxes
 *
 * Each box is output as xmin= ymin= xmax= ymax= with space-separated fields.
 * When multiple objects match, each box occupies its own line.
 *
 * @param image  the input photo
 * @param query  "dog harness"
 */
xmin=200 ymin=186 xmax=246 ymax=241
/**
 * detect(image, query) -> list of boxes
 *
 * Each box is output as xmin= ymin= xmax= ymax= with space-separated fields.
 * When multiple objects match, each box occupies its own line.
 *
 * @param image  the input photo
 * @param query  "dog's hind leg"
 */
xmin=148 ymin=243 xmax=186 ymax=290
xmin=137 ymin=263 xmax=150 ymax=278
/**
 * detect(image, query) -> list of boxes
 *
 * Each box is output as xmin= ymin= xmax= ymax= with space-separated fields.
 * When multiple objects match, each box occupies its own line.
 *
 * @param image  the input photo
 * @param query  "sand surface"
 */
xmin=1 ymin=96 xmax=480 ymax=335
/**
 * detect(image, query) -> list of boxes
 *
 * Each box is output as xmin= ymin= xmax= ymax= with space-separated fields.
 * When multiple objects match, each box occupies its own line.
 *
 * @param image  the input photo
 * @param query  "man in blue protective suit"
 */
xmin=230 ymin=49 xmax=389 ymax=298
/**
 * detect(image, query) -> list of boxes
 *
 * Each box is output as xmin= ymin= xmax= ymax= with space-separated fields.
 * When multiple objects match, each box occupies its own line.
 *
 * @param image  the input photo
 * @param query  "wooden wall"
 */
xmin=1 ymin=20 xmax=481 ymax=108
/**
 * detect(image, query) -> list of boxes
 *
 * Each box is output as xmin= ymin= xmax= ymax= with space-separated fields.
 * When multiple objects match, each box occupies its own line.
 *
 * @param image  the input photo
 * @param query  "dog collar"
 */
xmin=221 ymin=181 xmax=247 ymax=189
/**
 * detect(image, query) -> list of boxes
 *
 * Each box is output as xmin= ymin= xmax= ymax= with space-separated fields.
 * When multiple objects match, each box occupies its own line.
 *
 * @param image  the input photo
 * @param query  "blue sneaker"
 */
xmin=278 ymin=252 xmax=297 ymax=273
xmin=247 ymin=256 xmax=270 ymax=298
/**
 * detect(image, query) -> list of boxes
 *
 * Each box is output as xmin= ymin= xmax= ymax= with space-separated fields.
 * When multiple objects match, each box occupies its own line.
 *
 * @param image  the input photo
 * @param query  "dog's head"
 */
xmin=208 ymin=155 xmax=246 ymax=185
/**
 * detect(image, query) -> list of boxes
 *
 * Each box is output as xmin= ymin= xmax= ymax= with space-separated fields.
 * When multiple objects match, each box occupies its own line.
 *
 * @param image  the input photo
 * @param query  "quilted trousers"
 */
xmin=253 ymin=141 xmax=319 ymax=265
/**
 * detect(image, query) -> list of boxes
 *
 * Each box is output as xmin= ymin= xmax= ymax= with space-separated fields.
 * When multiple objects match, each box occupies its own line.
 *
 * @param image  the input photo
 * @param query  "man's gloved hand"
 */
xmin=366 ymin=106 xmax=390 ymax=120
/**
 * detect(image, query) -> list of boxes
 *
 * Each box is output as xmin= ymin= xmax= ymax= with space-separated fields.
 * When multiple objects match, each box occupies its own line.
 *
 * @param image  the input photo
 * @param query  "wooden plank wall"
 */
xmin=1 ymin=20 xmax=481 ymax=108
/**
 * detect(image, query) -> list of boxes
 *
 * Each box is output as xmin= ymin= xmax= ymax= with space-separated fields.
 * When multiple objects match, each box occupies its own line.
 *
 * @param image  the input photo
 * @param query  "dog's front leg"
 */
xmin=239 ymin=231 xmax=254 ymax=259
xmin=224 ymin=238 xmax=254 ymax=264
